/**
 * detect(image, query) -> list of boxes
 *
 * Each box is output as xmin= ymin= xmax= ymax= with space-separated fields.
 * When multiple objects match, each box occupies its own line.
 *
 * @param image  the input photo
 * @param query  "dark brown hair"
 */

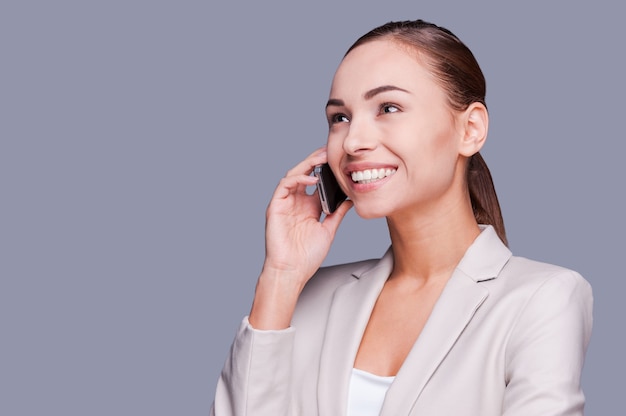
xmin=346 ymin=20 xmax=508 ymax=246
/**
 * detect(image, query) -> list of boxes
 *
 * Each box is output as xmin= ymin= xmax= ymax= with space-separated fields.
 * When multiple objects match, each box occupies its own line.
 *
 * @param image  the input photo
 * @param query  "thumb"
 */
xmin=321 ymin=199 xmax=353 ymax=233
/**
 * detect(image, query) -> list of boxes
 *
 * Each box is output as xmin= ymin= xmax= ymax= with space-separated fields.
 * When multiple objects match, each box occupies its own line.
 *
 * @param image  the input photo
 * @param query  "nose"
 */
xmin=342 ymin=118 xmax=377 ymax=156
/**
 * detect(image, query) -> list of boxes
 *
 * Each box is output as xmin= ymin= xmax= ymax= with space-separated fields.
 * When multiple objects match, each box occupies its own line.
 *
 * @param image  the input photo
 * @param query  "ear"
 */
xmin=458 ymin=102 xmax=488 ymax=157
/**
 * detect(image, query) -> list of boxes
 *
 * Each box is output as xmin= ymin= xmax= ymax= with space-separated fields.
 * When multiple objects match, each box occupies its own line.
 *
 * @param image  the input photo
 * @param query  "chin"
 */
xmin=353 ymin=203 xmax=390 ymax=220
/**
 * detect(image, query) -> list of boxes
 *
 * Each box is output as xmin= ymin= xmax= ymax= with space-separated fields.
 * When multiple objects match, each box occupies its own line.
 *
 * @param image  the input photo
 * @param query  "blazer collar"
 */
xmin=455 ymin=224 xmax=512 ymax=283
xmin=316 ymin=225 xmax=512 ymax=415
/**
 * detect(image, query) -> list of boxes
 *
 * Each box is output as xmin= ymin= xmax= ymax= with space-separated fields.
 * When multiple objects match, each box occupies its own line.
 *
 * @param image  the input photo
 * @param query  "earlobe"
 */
xmin=459 ymin=102 xmax=488 ymax=157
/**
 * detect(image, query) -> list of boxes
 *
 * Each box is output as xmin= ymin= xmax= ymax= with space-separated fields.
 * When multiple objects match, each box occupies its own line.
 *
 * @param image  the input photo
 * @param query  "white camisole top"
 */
xmin=346 ymin=368 xmax=395 ymax=416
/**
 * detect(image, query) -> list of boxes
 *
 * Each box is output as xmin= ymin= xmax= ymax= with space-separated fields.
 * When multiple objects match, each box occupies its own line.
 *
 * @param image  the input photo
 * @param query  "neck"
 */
xmin=385 ymin=196 xmax=480 ymax=286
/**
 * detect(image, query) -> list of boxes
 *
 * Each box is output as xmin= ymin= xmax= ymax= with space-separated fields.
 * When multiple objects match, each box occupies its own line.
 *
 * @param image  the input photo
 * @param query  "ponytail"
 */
xmin=468 ymin=152 xmax=508 ymax=246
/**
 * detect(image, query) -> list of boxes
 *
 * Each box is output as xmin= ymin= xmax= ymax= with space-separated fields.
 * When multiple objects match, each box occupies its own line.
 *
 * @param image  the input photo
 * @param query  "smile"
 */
xmin=351 ymin=168 xmax=397 ymax=184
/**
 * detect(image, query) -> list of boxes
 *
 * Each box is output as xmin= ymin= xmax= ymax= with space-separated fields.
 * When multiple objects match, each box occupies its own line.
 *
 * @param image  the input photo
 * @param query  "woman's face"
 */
xmin=325 ymin=39 xmax=469 ymax=220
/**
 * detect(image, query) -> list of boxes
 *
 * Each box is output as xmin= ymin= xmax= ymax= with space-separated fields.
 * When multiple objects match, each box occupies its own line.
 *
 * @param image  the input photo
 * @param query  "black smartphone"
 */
xmin=314 ymin=163 xmax=347 ymax=215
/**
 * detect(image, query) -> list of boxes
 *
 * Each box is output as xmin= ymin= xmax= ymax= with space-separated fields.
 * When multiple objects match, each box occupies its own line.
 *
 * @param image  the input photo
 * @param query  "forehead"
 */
xmin=330 ymin=39 xmax=439 ymax=98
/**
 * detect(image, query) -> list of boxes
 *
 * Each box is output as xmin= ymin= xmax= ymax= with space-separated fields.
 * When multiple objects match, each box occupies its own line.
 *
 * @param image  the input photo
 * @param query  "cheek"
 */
xmin=325 ymin=140 xmax=343 ymax=180
xmin=326 ymin=133 xmax=344 ymax=164
xmin=419 ymin=119 xmax=459 ymax=162
xmin=406 ymin=127 xmax=460 ymax=186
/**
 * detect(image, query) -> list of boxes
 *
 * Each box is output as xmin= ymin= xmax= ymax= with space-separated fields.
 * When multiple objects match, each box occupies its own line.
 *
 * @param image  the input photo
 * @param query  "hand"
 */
xmin=263 ymin=147 xmax=352 ymax=284
xmin=249 ymin=147 xmax=353 ymax=329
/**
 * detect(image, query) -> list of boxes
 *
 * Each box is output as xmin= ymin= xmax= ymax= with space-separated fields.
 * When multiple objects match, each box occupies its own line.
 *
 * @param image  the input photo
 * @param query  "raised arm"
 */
xmin=249 ymin=147 xmax=352 ymax=329
xmin=211 ymin=147 xmax=352 ymax=416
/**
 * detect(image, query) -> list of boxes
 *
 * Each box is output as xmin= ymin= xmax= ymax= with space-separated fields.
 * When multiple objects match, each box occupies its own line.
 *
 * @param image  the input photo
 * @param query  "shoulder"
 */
xmin=290 ymin=257 xmax=380 ymax=325
xmin=488 ymin=256 xmax=593 ymax=344
xmin=477 ymin=255 xmax=593 ymax=338
xmin=300 ymin=258 xmax=379 ymax=298
xmin=316 ymin=258 xmax=381 ymax=279
xmin=497 ymin=255 xmax=592 ymax=297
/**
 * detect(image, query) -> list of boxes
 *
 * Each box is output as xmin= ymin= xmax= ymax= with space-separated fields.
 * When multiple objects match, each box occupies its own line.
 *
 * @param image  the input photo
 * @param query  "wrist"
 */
xmin=248 ymin=268 xmax=306 ymax=330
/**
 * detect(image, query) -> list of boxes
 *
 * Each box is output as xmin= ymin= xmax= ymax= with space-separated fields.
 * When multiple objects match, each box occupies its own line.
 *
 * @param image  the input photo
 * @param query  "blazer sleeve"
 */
xmin=503 ymin=270 xmax=593 ymax=416
xmin=210 ymin=317 xmax=295 ymax=416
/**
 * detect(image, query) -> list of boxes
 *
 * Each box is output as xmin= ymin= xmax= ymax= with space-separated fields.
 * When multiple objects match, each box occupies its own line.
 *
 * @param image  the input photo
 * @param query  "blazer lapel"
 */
xmin=380 ymin=270 xmax=488 ymax=415
xmin=317 ymin=249 xmax=394 ymax=415
xmin=381 ymin=225 xmax=511 ymax=415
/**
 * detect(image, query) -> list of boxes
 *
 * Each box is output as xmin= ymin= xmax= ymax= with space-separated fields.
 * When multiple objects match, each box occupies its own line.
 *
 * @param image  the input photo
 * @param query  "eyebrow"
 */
xmin=326 ymin=98 xmax=344 ymax=108
xmin=364 ymin=85 xmax=410 ymax=100
xmin=326 ymin=85 xmax=410 ymax=108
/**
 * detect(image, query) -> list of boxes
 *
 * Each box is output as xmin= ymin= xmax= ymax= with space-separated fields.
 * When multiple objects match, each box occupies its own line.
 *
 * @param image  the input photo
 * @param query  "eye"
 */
xmin=329 ymin=113 xmax=350 ymax=124
xmin=380 ymin=103 xmax=400 ymax=114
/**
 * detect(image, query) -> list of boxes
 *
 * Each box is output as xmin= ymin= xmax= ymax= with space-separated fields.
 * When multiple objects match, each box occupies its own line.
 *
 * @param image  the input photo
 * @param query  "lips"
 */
xmin=350 ymin=168 xmax=397 ymax=184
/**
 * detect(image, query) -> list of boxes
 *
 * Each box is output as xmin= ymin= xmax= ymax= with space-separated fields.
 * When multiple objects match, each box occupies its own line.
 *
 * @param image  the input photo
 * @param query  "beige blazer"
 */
xmin=211 ymin=226 xmax=593 ymax=415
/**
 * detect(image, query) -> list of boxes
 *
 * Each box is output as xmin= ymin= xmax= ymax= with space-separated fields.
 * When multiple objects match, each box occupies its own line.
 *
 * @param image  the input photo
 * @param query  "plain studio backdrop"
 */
xmin=1 ymin=1 xmax=623 ymax=415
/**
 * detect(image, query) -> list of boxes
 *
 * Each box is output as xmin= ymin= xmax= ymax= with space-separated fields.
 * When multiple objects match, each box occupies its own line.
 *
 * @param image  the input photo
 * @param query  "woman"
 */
xmin=211 ymin=20 xmax=593 ymax=415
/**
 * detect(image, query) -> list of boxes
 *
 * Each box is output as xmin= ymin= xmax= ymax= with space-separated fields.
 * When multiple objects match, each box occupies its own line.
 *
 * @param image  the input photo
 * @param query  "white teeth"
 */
xmin=351 ymin=168 xmax=396 ymax=184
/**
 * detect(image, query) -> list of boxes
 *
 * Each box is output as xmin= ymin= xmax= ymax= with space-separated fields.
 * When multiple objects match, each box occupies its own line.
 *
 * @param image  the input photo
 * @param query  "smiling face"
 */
xmin=326 ymin=39 xmax=474 ymax=220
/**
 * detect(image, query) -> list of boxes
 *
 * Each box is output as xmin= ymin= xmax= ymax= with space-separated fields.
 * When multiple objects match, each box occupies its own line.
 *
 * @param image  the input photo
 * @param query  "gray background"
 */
xmin=2 ymin=1 xmax=623 ymax=414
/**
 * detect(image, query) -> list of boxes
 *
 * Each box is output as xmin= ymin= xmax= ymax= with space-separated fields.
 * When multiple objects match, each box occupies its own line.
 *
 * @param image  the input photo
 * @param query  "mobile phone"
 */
xmin=314 ymin=163 xmax=347 ymax=215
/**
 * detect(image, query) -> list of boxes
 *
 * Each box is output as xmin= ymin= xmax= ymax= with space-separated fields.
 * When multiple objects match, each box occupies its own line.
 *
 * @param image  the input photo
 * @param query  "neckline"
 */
xmin=352 ymin=367 xmax=396 ymax=382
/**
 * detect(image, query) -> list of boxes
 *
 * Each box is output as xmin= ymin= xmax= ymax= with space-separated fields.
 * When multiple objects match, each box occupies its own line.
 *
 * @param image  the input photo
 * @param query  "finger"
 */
xmin=285 ymin=147 xmax=328 ymax=177
xmin=272 ymin=174 xmax=319 ymax=200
